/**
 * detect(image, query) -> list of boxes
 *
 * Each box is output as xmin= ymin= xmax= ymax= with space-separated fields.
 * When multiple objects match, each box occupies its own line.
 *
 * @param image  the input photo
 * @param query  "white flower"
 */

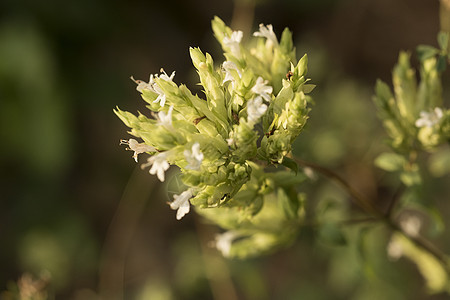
xmin=215 ymin=231 xmax=239 ymax=257
xmin=158 ymin=68 xmax=175 ymax=82
xmin=152 ymin=69 xmax=175 ymax=107
xmin=247 ymin=96 xmax=267 ymax=124
xmin=387 ymin=237 xmax=403 ymax=261
xmin=223 ymin=30 xmax=243 ymax=58
xmin=170 ymin=189 xmax=192 ymax=220
xmin=120 ymin=139 xmax=155 ymax=162
xmin=131 ymin=75 xmax=156 ymax=93
xmin=399 ymin=214 xmax=422 ymax=237
xmin=157 ymin=105 xmax=174 ymax=130
xmin=415 ymin=107 xmax=444 ymax=128
xmin=131 ymin=69 xmax=175 ymax=107
xmin=184 ymin=142 xmax=204 ymax=170
xmin=152 ymin=84 xmax=167 ymax=107
xmin=253 ymin=23 xmax=278 ymax=46
xmin=222 ymin=61 xmax=242 ymax=88
xmin=251 ymin=77 xmax=273 ymax=102
xmin=142 ymin=152 xmax=170 ymax=182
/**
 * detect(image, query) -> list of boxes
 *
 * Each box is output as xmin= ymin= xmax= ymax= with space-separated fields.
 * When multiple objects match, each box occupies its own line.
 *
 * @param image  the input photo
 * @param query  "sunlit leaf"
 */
xmin=390 ymin=233 xmax=450 ymax=293
xmin=374 ymin=152 xmax=406 ymax=172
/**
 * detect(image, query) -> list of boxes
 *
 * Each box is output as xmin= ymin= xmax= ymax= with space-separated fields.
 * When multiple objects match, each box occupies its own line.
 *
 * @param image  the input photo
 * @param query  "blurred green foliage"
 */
xmin=1 ymin=0 xmax=449 ymax=299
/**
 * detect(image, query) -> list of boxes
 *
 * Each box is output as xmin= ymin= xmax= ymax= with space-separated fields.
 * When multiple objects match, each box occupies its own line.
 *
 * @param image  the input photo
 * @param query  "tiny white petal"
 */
xmin=159 ymin=68 xmax=176 ymax=81
xmin=415 ymin=107 xmax=444 ymax=128
xmin=120 ymin=139 xmax=155 ymax=162
xmin=131 ymin=75 xmax=156 ymax=93
xmin=251 ymin=77 xmax=273 ymax=102
xmin=223 ymin=31 xmax=243 ymax=58
xmin=215 ymin=231 xmax=239 ymax=257
xmin=184 ymin=142 xmax=204 ymax=170
xmin=253 ymin=23 xmax=278 ymax=46
xmin=247 ymin=96 xmax=267 ymax=124
xmin=399 ymin=214 xmax=422 ymax=237
xmin=157 ymin=105 xmax=174 ymax=130
xmin=133 ymin=69 xmax=174 ymax=107
xmin=170 ymin=189 xmax=193 ymax=220
xmin=152 ymin=84 xmax=167 ymax=107
xmin=142 ymin=152 xmax=170 ymax=182
xmin=222 ymin=61 xmax=242 ymax=85
xmin=387 ymin=238 xmax=403 ymax=261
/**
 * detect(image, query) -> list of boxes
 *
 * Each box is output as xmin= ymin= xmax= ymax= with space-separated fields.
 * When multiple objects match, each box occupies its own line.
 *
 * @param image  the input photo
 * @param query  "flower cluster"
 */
xmin=374 ymin=52 xmax=450 ymax=153
xmin=115 ymin=17 xmax=313 ymax=257
xmin=373 ymin=40 xmax=450 ymax=188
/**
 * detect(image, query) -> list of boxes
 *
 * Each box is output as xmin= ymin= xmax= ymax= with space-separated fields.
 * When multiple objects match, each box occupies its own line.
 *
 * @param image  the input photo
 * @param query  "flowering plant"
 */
xmin=116 ymin=16 xmax=450 ymax=292
xmin=115 ymin=17 xmax=312 ymax=257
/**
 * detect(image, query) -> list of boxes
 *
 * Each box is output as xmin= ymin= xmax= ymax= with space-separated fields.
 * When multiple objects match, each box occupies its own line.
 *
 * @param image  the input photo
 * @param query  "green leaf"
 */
xmin=390 ymin=233 xmax=450 ymax=293
xmin=400 ymin=170 xmax=422 ymax=186
xmin=302 ymin=84 xmax=316 ymax=94
xmin=437 ymin=31 xmax=449 ymax=52
xmin=279 ymin=27 xmax=294 ymax=55
xmin=281 ymin=156 xmax=298 ymax=173
xmin=271 ymin=170 xmax=307 ymax=188
xmin=277 ymin=188 xmax=304 ymax=220
xmin=296 ymin=54 xmax=308 ymax=78
xmin=393 ymin=52 xmax=417 ymax=124
xmin=437 ymin=55 xmax=447 ymax=72
xmin=374 ymin=152 xmax=406 ymax=172
xmin=416 ymin=45 xmax=439 ymax=61
xmin=318 ymin=223 xmax=347 ymax=246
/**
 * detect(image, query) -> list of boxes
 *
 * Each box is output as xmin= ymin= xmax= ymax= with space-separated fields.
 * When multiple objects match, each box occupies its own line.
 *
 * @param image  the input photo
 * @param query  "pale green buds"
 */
xmin=374 ymin=50 xmax=448 ymax=153
xmin=373 ymin=33 xmax=449 ymax=187
xmin=116 ymin=17 xmax=312 ymax=257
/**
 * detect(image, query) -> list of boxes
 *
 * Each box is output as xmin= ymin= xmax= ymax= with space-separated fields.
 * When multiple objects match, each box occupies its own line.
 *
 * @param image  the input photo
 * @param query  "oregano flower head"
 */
xmin=115 ymin=17 xmax=313 ymax=257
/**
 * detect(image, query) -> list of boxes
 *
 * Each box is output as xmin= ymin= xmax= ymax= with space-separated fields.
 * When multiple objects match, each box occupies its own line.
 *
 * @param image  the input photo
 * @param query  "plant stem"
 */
xmin=293 ymin=157 xmax=450 ymax=273
xmin=294 ymin=158 xmax=382 ymax=217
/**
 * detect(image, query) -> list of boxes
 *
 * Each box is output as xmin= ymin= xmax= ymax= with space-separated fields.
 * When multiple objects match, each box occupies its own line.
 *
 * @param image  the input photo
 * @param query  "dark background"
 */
xmin=0 ymin=0 xmax=447 ymax=299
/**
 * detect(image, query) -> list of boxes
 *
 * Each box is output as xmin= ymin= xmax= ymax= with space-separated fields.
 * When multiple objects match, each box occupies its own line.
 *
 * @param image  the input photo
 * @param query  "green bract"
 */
xmin=115 ymin=17 xmax=312 ymax=257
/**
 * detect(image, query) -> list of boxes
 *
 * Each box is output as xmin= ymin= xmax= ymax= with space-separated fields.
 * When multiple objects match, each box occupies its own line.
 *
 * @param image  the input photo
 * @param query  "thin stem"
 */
xmin=294 ymin=156 xmax=450 ymax=273
xmin=294 ymin=158 xmax=382 ymax=217
xmin=385 ymin=184 xmax=405 ymax=218
xmin=387 ymin=220 xmax=450 ymax=272
xmin=194 ymin=220 xmax=239 ymax=300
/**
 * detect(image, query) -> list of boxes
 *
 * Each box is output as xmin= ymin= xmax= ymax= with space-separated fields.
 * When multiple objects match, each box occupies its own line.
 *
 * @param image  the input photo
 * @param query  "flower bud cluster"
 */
xmin=373 ymin=42 xmax=450 ymax=187
xmin=115 ymin=17 xmax=313 ymax=257
xmin=374 ymin=52 xmax=449 ymax=153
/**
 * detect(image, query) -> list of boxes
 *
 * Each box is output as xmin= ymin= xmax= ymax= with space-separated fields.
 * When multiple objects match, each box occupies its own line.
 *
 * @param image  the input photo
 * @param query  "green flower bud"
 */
xmin=393 ymin=52 xmax=418 ymax=125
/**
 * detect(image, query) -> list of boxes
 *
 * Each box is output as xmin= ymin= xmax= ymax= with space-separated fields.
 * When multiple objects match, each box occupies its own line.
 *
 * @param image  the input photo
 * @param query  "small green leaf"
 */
xmin=318 ymin=223 xmax=347 ymax=246
xmin=437 ymin=55 xmax=447 ymax=72
xmin=390 ymin=233 xmax=449 ymax=293
xmin=437 ymin=31 xmax=449 ymax=52
xmin=281 ymin=156 xmax=298 ymax=173
xmin=400 ymin=170 xmax=422 ymax=186
xmin=302 ymin=84 xmax=316 ymax=94
xmin=279 ymin=27 xmax=293 ymax=55
xmin=277 ymin=188 xmax=299 ymax=220
xmin=417 ymin=45 xmax=439 ymax=61
xmin=374 ymin=152 xmax=406 ymax=172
